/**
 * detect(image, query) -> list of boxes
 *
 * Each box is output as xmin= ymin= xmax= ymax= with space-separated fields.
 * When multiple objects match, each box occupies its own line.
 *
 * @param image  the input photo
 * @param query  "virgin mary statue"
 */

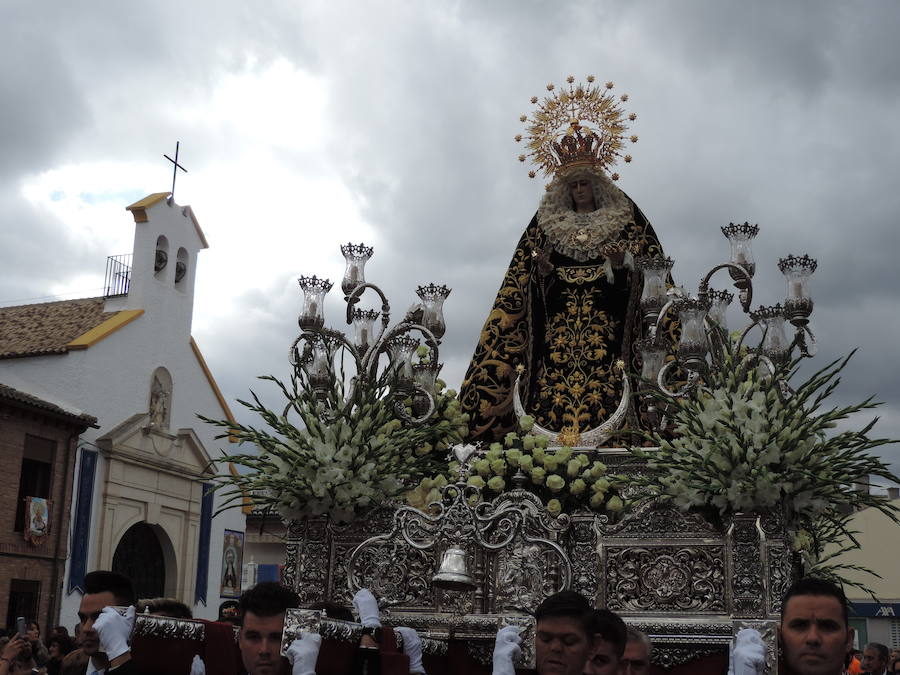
xmin=459 ymin=77 xmax=672 ymax=445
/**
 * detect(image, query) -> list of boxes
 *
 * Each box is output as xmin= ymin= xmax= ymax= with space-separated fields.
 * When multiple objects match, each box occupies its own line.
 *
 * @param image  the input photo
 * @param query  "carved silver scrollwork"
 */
xmin=276 ymin=450 xmax=792 ymax=670
xmin=729 ymin=513 xmax=765 ymax=617
xmin=382 ymin=612 xmax=535 ymax=669
xmin=132 ymin=614 xmax=205 ymax=640
xmin=596 ymin=497 xmax=722 ymax=538
xmin=347 ymin=479 xmax=572 ymax=615
xmin=567 ymin=517 xmax=599 ymax=604
xmin=605 ymin=546 xmax=726 ymax=612
xmin=280 ymin=609 xmax=363 ymax=656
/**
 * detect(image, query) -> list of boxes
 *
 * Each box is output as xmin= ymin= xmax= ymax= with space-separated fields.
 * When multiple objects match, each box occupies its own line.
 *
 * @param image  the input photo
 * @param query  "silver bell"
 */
xmin=432 ymin=546 xmax=476 ymax=591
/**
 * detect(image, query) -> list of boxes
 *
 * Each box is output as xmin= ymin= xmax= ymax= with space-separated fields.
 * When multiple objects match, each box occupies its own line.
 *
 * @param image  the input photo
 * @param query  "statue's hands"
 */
xmin=600 ymin=240 xmax=626 ymax=269
xmin=532 ymin=247 xmax=554 ymax=277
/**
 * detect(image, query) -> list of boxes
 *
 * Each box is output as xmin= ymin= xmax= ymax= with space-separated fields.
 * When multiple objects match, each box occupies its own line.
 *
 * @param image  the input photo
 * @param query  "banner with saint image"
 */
xmin=24 ymin=496 xmax=51 ymax=545
xmin=220 ymin=529 xmax=244 ymax=598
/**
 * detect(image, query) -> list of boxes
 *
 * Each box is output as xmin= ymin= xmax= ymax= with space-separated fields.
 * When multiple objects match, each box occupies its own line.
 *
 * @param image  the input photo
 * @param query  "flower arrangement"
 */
xmin=201 ymin=358 xmax=469 ymax=524
xmin=407 ymin=415 xmax=624 ymax=516
xmin=632 ymin=334 xmax=899 ymax=591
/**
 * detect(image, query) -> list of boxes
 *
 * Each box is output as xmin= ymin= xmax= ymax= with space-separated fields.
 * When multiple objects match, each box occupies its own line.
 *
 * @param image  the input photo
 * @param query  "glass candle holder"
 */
xmin=340 ymin=243 xmax=374 ymax=296
xmin=387 ymin=336 xmax=419 ymax=395
xmin=297 ymin=276 xmax=332 ymax=330
xmin=778 ymin=254 xmax=817 ymax=325
xmin=416 ymin=284 xmax=451 ymax=340
xmin=674 ymin=297 xmax=710 ymax=367
xmin=721 ymin=222 xmax=759 ymax=285
xmin=412 ymin=361 xmax=442 ymax=416
xmin=706 ymin=289 xmax=734 ymax=331
xmin=637 ymin=257 xmax=674 ymax=322
xmin=752 ymin=304 xmax=790 ymax=364
xmin=303 ymin=336 xmax=332 ymax=399
xmin=351 ymin=309 xmax=380 ymax=354
xmin=636 ymin=336 xmax=670 ymax=385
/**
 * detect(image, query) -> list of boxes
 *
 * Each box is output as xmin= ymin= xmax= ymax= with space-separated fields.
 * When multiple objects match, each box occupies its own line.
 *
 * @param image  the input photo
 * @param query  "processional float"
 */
xmin=130 ymin=77 xmax=898 ymax=675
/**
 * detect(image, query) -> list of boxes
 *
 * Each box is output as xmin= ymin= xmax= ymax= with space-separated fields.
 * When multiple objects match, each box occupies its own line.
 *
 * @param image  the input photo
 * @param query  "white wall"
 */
xmin=0 ymin=195 xmax=245 ymax=625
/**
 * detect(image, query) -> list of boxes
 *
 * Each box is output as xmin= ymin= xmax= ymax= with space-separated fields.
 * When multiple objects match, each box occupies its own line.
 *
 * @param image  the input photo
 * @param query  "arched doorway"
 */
xmin=112 ymin=523 xmax=165 ymax=599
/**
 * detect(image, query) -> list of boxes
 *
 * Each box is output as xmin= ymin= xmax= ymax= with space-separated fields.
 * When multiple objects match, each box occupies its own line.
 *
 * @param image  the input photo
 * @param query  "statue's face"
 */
xmin=568 ymin=178 xmax=595 ymax=211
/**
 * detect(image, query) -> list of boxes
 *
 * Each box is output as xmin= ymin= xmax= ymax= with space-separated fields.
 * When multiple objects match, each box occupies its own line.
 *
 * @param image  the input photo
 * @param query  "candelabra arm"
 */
xmin=739 ymin=351 xmax=775 ymax=377
xmin=345 ymin=282 xmax=390 ymax=322
xmin=655 ymin=359 xmax=683 ymax=398
xmin=652 ymin=299 xmax=676 ymax=339
xmin=393 ymin=382 xmax=436 ymax=424
xmin=800 ymin=324 xmax=817 ymax=357
xmin=699 ymin=263 xmax=754 ymax=312
xmin=362 ymin=321 xmax=441 ymax=380
xmin=734 ymin=318 xmax=761 ymax=354
xmin=345 ymin=283 xmax=392 ymax=354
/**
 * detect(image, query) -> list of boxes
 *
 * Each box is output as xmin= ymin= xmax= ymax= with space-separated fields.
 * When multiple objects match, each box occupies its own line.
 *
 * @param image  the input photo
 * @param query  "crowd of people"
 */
xmin=0 ymin=572 xmax=897 ymax=675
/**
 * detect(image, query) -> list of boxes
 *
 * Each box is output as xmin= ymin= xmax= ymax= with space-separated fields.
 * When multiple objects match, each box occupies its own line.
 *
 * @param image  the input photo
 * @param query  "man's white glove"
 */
xmin=189 ymin=654 xmax=206 ymax=675
xmin=286 ymin=632 xmax=322 ymax=675
xmin=492 ymin=625 xmax=522 ymax=675
xmin=94 ymin=605 xmax=135 ymax=661
xmin=728 ymin=628 xmax=766 ymax=675
xmin=395 ymin=627 xmax=425 ymax=674
xmin=352 ymin=588 xmax=381 ymax=627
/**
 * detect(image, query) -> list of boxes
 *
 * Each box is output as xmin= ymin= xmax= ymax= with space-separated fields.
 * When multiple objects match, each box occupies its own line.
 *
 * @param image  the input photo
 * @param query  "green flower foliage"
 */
xmin=632 ymin=333 xmax=899 ymax=591
xmin=201 ymin=356 xmax=468 ymax=524
xmin=473 ymin=415 xmax=624 ymax=513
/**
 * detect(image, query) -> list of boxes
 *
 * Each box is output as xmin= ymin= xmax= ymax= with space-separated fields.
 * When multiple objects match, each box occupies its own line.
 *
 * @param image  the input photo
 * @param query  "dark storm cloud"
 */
xmin=1 ymin=0 xmax=898 ymax=474
xmin=0 ymin=7 xmax=89 ymax=180
xmin=288 ymin=1 xmax=900 ymax=474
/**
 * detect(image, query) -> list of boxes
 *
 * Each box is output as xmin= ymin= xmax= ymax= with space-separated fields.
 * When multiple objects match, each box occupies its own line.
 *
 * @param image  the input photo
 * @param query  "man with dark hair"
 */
xmin=621 ymin=628 xmax=652 ymax=675
xmin=862 ymin=643 xmax=890 ymax=675
xmin=779 ymin=577 xmax=854 ymax=675
xmin=494 ymin=590 xmax=597 ymax=675
xmin=77 ymin=570 xmax=137 ymax=674
xmin=238 ymin=582 xmax=300 ymax=675
xmin=584 ymin=609 xmax=627 ymax=675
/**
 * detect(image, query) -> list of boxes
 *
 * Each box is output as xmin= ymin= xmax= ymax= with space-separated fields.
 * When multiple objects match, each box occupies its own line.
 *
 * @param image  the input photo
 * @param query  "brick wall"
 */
xmin=0 ymin=400 xmax=82 ymax=634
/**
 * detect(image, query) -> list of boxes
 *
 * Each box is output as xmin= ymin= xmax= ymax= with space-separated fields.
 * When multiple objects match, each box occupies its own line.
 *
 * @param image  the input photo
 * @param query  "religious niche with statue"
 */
xmin=202 ymin=76 xmax=900 ymax=674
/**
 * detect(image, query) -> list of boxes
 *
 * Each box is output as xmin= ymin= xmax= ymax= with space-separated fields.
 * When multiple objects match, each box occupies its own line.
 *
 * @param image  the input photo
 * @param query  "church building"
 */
xmin=0 ymin=193 xmax=246 ymax=628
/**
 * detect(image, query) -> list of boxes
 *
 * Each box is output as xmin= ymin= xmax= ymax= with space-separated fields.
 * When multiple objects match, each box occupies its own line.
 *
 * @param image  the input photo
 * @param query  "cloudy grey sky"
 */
xmin=2 ymin=1 xmax=898 ymax=479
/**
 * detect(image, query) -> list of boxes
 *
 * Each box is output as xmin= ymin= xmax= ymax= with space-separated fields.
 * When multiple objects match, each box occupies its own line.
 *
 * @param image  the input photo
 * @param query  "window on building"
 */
xmin=154 ymin=235 xmax=169 ymax=277
xmin=6 ymin=579 xmax=40 ymax=631
xmin=175 ymin=247 xmax=188 ymax=286
xmin=890 ymin=618 xmax=900 ymax=647
xmin=14 ymin=435 xmax=55 ymax=532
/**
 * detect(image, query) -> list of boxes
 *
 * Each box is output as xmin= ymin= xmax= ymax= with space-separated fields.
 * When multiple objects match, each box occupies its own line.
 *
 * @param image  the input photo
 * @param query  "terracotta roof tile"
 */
xmin=0 ymin=382 xmax=98 ymax=426
xmin=0 ymin=297 xmax=114 ymax=359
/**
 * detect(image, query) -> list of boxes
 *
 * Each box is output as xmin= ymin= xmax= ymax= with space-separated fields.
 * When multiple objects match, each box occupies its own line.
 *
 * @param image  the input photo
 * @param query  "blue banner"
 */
xmin=195 ymin=483 xmax=214 ymax=605
xmin=68 ymin=449 xmax=97 ymax=594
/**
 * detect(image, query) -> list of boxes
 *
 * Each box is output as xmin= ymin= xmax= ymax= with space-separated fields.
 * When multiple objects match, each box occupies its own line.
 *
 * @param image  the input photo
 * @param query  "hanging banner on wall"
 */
xmin=220 ymin=529 xmax=244 ymax=598
xmin=24 ymin=496 xmax=51 ymax=545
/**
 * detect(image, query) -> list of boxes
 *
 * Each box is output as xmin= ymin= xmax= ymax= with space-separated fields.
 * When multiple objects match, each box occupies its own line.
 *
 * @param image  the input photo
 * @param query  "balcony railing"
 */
xmin=104 ymin=254 xmax=132 ymax=297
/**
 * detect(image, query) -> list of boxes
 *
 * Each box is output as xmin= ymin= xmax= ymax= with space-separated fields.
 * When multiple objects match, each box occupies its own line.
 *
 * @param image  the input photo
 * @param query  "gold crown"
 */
xmin=516 ymin=75 xmax=637 ymax=181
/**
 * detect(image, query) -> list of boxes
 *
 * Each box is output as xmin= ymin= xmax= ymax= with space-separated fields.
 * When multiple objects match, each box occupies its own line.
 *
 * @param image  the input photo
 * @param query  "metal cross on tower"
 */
xmin=163 ymin=141 xmax=188 ymax=201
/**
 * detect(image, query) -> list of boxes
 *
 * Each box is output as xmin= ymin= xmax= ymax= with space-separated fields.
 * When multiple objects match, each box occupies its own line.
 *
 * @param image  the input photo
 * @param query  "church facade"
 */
xmin=0 ymin=193 xmax=246 ymax=628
